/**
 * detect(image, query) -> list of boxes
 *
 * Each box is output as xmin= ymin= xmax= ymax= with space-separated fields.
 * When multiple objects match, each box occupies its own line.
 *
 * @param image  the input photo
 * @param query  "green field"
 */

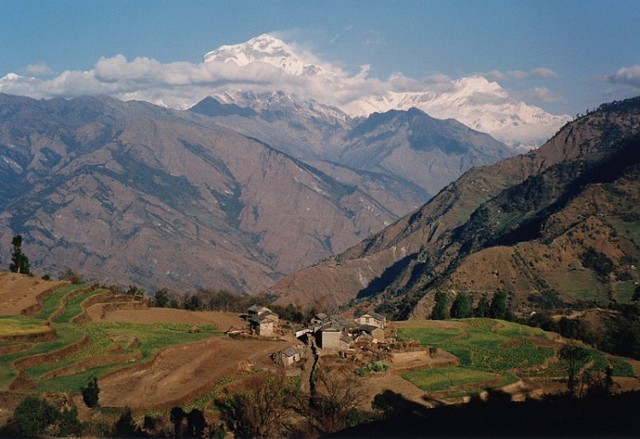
xmin=0 ymin=284 xmax=221 ymax=393
xmin=402 ymin=367 xmax=505 ymax=392
xmin=397 ymin=318 xmax=635 ymax=398
xmin=53 ymin=289 xmax=104 ymax=323
xmin=29 ymin=322 xmax=220 ymax=391
xmin=37 ymin=284 xmax=88 ymax=320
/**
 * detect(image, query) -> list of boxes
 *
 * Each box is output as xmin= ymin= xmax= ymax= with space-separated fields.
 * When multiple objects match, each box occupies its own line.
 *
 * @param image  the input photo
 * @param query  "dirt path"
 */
xmin=99 ymin=336 xmax=289 ymax=411
xmin=0 ymin=273 xmax=67 ymax=316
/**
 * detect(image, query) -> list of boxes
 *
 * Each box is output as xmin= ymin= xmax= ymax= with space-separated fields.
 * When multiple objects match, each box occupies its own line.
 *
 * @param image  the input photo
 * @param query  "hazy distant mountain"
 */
xmin=190 ymin=95 xmax=512 ymax=198
xmin=0 ymin=90 xmax=514 ymax=294
xmin=270 ymin=97 xmax=640 ymax=315
xmin=202 ymin=34 xmax=570 ymax=149
xmin=0 ymin=94 xmax=421 ymax=292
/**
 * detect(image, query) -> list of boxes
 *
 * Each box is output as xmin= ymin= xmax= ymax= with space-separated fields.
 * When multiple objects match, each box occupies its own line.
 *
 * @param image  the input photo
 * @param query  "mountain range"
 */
xmin=270 ymin=97 xmax=640 ymax=316
xmin=0 ymin=92 xmax=510 ymax=293
xmin=204 ymin=34 xmax=571 ymax=149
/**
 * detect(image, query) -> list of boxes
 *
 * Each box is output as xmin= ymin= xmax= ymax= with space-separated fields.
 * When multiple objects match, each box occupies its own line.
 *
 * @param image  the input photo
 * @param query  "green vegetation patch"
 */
xmin=403 ymin=367 xmax=499 ymax=392
xmin=37 ymin=284 xmax=88 ymax=320
xmin=587 ymin=349 xmax=635 ymax=377
xmin=546 ymin=270 xmax=609 ymax=303
xmin=399 ymin=319 xmax=554 ymax=372
xmin=96 ymin=322 xmax=219 ymax=357
xmin=53 ymin=290 xmax=104 ymax=323
xmin=396 ymin=326 xmax=462 ymax=346
xmin=606 ymin=217 xmax=640 ymax=246
xmin=33 ymin=322 xmax=220 ymax=392
xmin=0 ymin=324 xmax=84 ymax=388
xmin=36 ymin=364 xmax=122 ymax=393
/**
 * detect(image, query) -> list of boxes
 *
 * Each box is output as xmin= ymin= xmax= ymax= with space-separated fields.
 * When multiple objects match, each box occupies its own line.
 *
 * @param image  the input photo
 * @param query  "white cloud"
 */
xmin=0 ymin=38 xmax=563 ymax=125
xmin=608 ymin=65 xmax=640 ymax=88
xmin=516 ymin=86 xmax=562 ymax=103
xmin=24 ymin=62 xmax=52 ymax=76
xmin=530 ymin=67 xmax=559 ymax=79
xmin=482 ymin=67 xmax=559 ymax=81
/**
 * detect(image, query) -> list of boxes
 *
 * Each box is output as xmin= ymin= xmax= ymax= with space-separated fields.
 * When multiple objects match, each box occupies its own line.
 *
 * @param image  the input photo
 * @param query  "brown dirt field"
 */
xmin=0 ymin=273 xmax=67 ymax=316
xmin=93 ymin=307 xmax=246 ymax=331
xmin=99 ymin=336 xmax=289 ymax=411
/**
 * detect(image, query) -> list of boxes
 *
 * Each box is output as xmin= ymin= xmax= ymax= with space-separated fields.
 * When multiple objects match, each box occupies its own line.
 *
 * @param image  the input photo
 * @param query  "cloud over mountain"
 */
xmin=608 ymin=65 xmax=640 ymax=89
xmin=1 ymin=33 xmax=571 ymax=147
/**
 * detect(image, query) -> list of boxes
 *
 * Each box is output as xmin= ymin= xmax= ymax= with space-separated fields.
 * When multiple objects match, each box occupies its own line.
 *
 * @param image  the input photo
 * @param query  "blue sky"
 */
xmin=1 ymin=0 xmax=639 ymax=115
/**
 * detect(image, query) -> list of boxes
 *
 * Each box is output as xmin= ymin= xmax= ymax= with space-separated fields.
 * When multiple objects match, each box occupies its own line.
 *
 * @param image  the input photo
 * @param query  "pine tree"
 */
xmin=450 ymin=293 xmax=472 ymax=319
xmin=9 ymin=235 xmax=31 ymax=275
xmin=474 ymin=294 xmax=490 ymax=317
xmin=432 ymin=291 xmax=449 ymax=320
xmin=489 ymin=290 xmax=508 ymax=319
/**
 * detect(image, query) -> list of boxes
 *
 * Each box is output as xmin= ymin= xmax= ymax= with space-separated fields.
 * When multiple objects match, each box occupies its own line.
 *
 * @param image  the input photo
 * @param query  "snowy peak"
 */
xmin=345 ymin=75 xmax=570 ymax=149
xmin=203 ymin=34 xmax=329 ymax=77
xmin=202 ymin=35 xmax=569 ymax=149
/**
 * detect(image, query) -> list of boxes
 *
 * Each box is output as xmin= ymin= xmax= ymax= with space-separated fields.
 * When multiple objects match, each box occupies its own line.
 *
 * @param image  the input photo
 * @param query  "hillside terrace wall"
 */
xmin=12 ymin=335 xmax=89 ymax=371
xmin=70 ymin=291 xmax=119 ymax=324
xmin=20 ymin=281 xmax=71 ymax=316
xmin=48 ymin=285 xmax=100 ymax=322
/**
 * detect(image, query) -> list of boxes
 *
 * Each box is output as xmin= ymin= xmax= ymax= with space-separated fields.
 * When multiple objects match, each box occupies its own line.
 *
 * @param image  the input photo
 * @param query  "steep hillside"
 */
xmin=0 ymin=94 xmax=421 ymax=292
xmin=270 ymin=97 xmax=640 ymax=315
xmin=190 ymin=95 xmax=513 ymax=198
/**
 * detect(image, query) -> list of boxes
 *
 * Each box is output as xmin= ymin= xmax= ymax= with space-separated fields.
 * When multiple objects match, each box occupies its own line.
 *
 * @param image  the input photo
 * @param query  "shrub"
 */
xmin=81 ymin=376 xmax=100 ymax=408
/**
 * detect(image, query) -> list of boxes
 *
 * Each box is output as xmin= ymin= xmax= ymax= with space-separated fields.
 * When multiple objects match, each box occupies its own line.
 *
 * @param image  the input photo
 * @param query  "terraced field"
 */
xmin=0 ymin=279 xmax=223 ymax=398
xmin=395 ymin=318 xmax=637 ymax=400
xmin=0 ymin=275 xmax=290 ymax=421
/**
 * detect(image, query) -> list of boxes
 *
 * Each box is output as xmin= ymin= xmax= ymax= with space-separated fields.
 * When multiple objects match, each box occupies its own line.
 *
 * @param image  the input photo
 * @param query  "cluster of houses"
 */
xmin=296 ymin=312 xmax=387 ymax=350
xmin=242 ymin=305 xmax=389 ymax=367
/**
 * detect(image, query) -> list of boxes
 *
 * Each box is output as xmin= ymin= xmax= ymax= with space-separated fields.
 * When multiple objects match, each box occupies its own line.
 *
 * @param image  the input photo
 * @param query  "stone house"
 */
xmin=247 ymin=305 xmax=279 ymax=324
xmin=274 ymin=345 xmax=306 ymax=367
xmin=358 ymin=324 xmax=385 ymax=343
xmin=319 ymin=325 xmax=342 ymax=350
xmin=355 ymin=312 xmax=387 ymax=329
xmin=249 ymin=314 xmax=275 ymax=336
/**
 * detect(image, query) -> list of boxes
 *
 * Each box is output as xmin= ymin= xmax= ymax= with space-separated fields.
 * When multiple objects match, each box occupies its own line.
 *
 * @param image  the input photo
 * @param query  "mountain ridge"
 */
xmin=269 ymin=97 xmax=640 ymax=316
xmin=0 ymin=93 xmax=509 ymax=293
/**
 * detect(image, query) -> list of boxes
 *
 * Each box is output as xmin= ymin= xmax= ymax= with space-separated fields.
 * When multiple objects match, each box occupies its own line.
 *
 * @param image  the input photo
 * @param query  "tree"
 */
xmin=489 ymin=290 xmax=508 ymax=320
xmin=55 ymin=406 xmax=83 ymax=437
xmin=12 ymin=396 xmax=58 ymax=436
xmin=450 ymin=293 xmax=472 ymax=319
xmin=81 ymin=376 xmax=100 ymax=408
xmin=432 ymin=291 xmax=449 ymax=320
xmin=186 ymin=408 xmax=207 ymax=438
xmin=474 ymin=294 xmax=490 ymax=317
xmin=170 ymin=406 xmax=186 ymax=437
xmin=308 ymin=365 xmax=365 ymax=433
xmin=153 ymin=288 xmax=171 ymax=308
xmin=559 ymin=343 xmax=590 ymax=396
xmin=9 ymin=234 xmax=31 ymax=275
xmin=216 ymin=373 xmax=295 ymax=439
xmin=112 ymin=407 xmax=139 ymax=437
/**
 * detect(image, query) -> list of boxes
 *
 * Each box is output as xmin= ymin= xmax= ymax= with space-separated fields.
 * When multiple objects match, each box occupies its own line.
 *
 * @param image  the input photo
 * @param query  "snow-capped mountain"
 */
xmin=203 ymin=34 xmax=571 ymax=149
xmin=204 ymin=34 xmax=334 ymax=78
xmin=344 ymin=76 xmax=572 ymax=149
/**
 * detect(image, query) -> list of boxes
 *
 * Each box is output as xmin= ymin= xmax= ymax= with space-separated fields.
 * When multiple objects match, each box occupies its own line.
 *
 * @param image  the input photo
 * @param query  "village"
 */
xmin=228 ymin=305 xmax=445 ymax=372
